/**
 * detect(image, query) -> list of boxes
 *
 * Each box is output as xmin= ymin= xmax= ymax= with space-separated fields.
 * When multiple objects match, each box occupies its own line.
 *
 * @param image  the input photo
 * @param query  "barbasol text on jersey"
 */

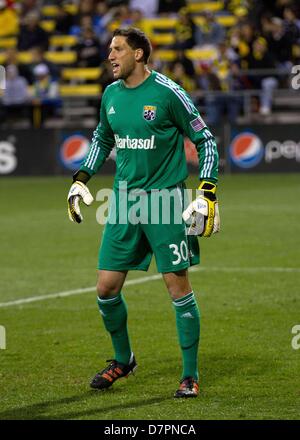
xmin=114 ymin=134 xmax=156 ymax=150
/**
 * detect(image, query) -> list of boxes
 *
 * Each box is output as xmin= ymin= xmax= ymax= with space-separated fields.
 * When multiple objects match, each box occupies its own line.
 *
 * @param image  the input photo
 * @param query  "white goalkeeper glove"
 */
xmin=182 ymin=181 xmax=220 ymax=237
xmin=67 ymin=181 xmax=94 ymax=223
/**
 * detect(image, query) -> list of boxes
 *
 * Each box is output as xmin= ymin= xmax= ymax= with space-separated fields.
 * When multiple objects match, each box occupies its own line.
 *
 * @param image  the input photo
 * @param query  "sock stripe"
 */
xmin=97 ymin=295 xmax=121 ymax=304
xmin=173 ymin=292 xmax=194 ymax=307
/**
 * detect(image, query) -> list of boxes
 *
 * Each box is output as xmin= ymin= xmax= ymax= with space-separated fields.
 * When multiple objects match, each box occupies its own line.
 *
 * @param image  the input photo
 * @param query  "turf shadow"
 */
xmin=0 ymin=391 xmax=170 ymax=420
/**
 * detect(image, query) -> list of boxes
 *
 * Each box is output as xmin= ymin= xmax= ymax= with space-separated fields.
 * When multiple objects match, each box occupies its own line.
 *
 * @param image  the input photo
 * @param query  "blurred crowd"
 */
xmin=0 ymin=0 xmax=299 ymax=126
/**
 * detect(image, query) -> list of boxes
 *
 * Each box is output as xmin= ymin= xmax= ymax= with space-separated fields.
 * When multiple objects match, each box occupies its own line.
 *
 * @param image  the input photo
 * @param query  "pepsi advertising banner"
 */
xmin=0 ymin=129 xmax=116 ymax=176
xmin=1 ymin=124 xmax=299 ymax=176
xmin=229 ymin=125 xmax=300 ymax=172
xmin=0 ymin=126 xmax=225 ymax=176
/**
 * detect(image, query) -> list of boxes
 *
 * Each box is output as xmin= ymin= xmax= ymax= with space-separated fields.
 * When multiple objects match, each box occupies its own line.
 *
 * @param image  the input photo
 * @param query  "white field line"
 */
xmin=0 ymin=266 xmax=299 ymax=309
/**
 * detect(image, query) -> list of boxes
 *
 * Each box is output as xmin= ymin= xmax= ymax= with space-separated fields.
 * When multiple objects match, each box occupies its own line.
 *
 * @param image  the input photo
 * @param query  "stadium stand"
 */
xmin=0 ymin=0 xmax=300 ymax=128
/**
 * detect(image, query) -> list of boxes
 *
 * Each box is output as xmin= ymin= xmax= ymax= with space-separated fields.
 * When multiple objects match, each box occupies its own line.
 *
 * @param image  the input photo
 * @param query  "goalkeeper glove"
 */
xmin=67 ymin=181 xmax=94 ymax=223
xmin=182 ymin=181 xmax=220 ymax=237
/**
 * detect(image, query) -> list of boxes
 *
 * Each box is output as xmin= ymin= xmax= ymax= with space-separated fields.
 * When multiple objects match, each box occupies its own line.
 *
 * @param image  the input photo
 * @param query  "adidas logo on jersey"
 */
xmin=181 ymin=312 xmax=194 ymax=319
xmin=108 ymin=106 xmax=115 ymax=115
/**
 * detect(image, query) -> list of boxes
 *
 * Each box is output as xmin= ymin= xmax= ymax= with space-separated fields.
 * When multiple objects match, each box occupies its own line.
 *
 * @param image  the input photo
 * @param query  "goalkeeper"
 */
xmin=67 ymin=27 xmax=220 ymax=398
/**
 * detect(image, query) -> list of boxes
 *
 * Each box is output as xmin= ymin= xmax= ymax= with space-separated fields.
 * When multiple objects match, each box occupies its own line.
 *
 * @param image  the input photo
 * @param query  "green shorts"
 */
xmin=98 ymin=183 xmax=200 ymax=273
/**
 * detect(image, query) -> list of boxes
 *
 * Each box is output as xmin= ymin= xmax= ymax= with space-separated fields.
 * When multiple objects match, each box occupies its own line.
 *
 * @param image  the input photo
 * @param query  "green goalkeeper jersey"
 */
xmin=80 ymin=70 xmax=218 ymax=190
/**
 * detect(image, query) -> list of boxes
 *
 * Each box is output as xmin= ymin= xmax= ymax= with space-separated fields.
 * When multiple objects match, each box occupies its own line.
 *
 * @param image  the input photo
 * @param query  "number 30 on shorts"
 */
xmin=169 ymin=241 xmax=189 ymax=265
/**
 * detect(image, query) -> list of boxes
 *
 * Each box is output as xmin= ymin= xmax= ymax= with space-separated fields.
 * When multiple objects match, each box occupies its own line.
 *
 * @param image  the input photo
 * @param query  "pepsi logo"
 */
xmin=230 ymin=132 xmax=264 ymax=168
xmin=60 ymin=135 xmax=90 ymax=171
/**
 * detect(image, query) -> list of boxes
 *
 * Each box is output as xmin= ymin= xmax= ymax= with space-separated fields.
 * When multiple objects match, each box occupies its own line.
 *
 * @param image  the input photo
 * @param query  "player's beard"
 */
xmin=115 ymin=59 xmax=136 ymax=81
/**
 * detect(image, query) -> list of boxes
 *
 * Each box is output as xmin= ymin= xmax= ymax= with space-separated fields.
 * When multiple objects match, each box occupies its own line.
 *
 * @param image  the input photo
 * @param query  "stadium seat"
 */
xmin=18 ymin=51 xmax=34 ymax=63
xmin=216 ymin=15 xmax=237 ymax=27
xmin=0 ymin=37 xmax=17 ymax=49
xmin=50 ymin=35 xmax=78 ymax=49
xmin=187 ymin=1 xmax=224 ymax=13
xmin=45 ymin=51 xmax=77 ymax=64
xmin=64 ymin=4 xmax=79 ymax=15
xmin=41 ymin=4 xmax=78 ymax=17
xmin=142 ymin=18 xmax=177 ymax=30
xmin=153 ymin=50 xmax=176 ymax=62
xmin=40 ymin=20 xmax=56 ymax=33
xmin=151 ymin=34 xmax=175 ymax=46
xmin=194 ymin=15 xmax=237 ymax=27
xmin=41 ymin=5 xmax=59 ymax=17
xmin=62 ymin=67 xmax=102 ymax=81
xmin=185 ymin=48 xmax=218 ymax=61
xmin=59 ymin=84 xmax=102 ymax=97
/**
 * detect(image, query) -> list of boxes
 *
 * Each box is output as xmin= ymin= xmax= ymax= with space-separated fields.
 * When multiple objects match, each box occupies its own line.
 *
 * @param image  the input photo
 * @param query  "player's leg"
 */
xmin=142 ymin=184 xmax=200 ymax=397
xmin=91 ymin=188 xmax=152 ymax=390
xmin=162 ymin=269 xmax=200 ymax=398
xmin=91 ymin=269 xmax=137 ymax=390
xmin=97 ymin=269 xmax=132 ymax=364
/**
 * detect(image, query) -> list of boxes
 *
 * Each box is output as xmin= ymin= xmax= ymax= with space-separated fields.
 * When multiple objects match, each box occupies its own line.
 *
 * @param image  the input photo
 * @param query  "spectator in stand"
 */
xmin=17 ymin=11 xmax=49 ymax=51
xmin=70 ymin=0 xmax=96 ymax=34
xmin=129 ymin=0 xmax=158 ymax=18
xmin=79 ymin=0 xmax=95 ymax=17
xmin=197 ymin=60 xmax=222 ymax=125
xmin=98 ymin=59 xmax=114 ymax=92
xmin=113 ymin=4 xmax=132 ymax=27
xmin=244 ymin=36 xmax=278 ymax=115
xmin=70 ymin=14 xmax=95 ymax=37
xmin=0 ymin=0 xmax=19 ymax=37
xmin=29 ymin=46 xmax=60 ymax=84
xmin=18 ymin=0 xmax=41 ymax=19
xmin=130 ymin=9 xmax=145 ymax=29
xmin=76 ymin=27 xmax=103 ymax=67
xmin=283 ymin=5 xmax=300 ymax=42
xmin=267 ymin=17 xmax=293 ymax=68
xmin=93 ymin=1 xmax=113 ymax=44
xmin=195 ymin=11 xmax=225 ymax=47
xmin=239 ymin=22 xmax=256 ymax=58
xmin=0 ymin=64 xmax=29 ymax=124
xmin=4 ymin=48 xmax=31 ymax=82
xmin=173 ymin=7 xmax=197 ymax=50
xmin=166 ymin=61 xmax=196 ymax=92
xmin=2 ymin=65 xmax=28 ymax=105
xmin=258 ymin=0 xmax=295 ymax=18
xmin=174 ymin=49 xmax=195 ymax=77
xmin=30 ymin=63 xmax=61 ymax=126
xmin=158 ymin=0 xmax=186 ymax=15
xmin=55 ymin=4 xmax=74 ymax=34
xmin=198 ymin=41 xmax=242 ymax=125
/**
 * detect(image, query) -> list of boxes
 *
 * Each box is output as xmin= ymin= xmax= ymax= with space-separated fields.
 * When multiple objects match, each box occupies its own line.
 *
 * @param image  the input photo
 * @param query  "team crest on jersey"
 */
xmin=143 ymin=105 xmax=157 ymax=121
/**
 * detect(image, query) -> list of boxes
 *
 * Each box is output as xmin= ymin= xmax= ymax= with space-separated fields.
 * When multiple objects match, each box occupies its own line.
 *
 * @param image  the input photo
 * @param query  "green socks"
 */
xmin=97 ymin=293 xmax=131 ymax=365
xmin=173 ymin=292 xmax=200 ymax=381
xmin=97 ymin=290 xmax=200 ymax=379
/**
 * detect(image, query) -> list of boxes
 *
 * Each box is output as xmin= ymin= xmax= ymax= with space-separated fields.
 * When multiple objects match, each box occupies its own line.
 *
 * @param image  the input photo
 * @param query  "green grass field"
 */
xmin=0 ymin=173 xmax=299 ymax=420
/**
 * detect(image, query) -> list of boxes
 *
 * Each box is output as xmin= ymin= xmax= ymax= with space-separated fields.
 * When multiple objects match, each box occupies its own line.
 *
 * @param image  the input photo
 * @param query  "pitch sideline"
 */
xmin=0 ymin=266 xmax=299 ymax=309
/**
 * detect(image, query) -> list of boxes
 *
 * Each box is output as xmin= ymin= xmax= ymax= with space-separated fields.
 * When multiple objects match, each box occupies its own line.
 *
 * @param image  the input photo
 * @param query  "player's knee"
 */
xmin=96 ymin=280 xmax=120 ymax=298
xmin=163 ymin=270 xmax=192 ymax=300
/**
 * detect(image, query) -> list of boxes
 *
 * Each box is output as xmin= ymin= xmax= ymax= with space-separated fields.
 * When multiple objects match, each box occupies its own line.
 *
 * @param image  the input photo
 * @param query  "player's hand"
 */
xmin=67 ymin=181 xmax=94 ymax=223
xmin=182 ymin=181 xmax=220 ymax=237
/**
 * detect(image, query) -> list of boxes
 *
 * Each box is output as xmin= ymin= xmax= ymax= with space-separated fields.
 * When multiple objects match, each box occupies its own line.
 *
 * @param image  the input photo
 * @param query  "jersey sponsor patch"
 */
xmin=190 ymin=116 xmax=206 ymax=132
xmin=143 ymin=105 xmax=157 ymax=121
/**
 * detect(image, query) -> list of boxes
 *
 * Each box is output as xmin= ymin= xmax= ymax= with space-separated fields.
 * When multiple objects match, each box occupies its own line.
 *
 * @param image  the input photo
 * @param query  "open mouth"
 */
xmin=111 ymin=63 xmax=120 ymax=74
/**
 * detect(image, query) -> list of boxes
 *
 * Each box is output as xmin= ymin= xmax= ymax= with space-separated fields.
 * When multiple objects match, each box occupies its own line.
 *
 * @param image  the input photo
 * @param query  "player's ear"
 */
xmin=135 ymin=48 xmax=144 ymax=62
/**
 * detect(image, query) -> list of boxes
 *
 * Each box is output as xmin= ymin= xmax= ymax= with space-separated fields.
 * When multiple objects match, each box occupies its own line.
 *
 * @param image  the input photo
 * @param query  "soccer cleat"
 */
xmin=90 ymin=353 xmax=137 ymax=390
xmin=174 ymin=377 xmax=199 ymax=398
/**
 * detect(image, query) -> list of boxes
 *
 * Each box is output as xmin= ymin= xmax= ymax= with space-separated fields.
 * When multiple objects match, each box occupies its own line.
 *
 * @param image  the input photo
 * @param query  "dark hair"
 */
xmin=112 ymin=27 xmax=152 ymax=63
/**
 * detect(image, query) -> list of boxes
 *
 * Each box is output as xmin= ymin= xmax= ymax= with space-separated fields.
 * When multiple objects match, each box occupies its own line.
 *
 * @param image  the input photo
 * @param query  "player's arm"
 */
xmin=67 ymin=90 xmax=115 ymax=223
xmin=168 ymin=87 xmax=220 ymax=236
